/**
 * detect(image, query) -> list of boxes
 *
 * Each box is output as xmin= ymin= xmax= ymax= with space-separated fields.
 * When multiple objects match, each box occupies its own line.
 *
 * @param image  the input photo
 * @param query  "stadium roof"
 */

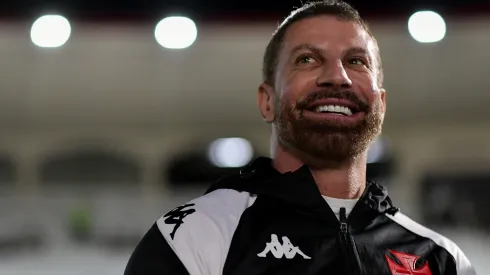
xmin=0 ymin=0 xmax=489 ymax=23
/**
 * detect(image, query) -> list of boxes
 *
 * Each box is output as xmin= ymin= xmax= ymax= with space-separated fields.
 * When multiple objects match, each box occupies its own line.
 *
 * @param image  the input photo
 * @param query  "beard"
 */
xmin=274 ymin=90 xmax=384 ymax=162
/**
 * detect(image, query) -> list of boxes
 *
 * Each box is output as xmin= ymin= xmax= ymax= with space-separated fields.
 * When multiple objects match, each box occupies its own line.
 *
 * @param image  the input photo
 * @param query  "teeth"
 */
xmin=315 ymin=105 xmax=353 ymax=116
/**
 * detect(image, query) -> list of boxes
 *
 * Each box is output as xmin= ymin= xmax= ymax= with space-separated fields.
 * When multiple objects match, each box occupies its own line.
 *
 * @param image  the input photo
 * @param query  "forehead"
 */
xmin=281 ymin=15 xmax=376 ymax=55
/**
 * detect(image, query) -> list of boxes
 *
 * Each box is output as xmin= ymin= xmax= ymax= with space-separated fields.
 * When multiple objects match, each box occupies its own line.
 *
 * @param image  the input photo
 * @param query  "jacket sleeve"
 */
xmin=453 ymin=249 xmax=476 ymax=275
xmin=124 ymin=223 xmax=190 ymax=275
xmin=125 ymin=190 xmax=253 ymax=275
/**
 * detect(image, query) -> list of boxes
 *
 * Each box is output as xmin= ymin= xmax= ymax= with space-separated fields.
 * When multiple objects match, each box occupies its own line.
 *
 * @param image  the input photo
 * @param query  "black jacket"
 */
xmin=125 ymin=157 xmax=475 ymax=275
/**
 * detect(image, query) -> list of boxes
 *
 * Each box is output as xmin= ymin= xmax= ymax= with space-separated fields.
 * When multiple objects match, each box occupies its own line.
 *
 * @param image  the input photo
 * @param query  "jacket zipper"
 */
xmin=339 ymin=207 xmax=363 ymax=275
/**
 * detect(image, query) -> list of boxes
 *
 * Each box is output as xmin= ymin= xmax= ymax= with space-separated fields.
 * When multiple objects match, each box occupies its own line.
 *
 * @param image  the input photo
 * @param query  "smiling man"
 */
xmin=259 ymin=10 xmax=385 ymax=198
xmin=124 ymin=1 xmax=476 ymax=275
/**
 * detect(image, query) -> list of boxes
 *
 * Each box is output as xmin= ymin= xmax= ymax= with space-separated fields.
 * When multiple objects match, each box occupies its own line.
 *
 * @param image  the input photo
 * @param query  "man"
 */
xmin=124 ymin=1 xmax=476 ymax=274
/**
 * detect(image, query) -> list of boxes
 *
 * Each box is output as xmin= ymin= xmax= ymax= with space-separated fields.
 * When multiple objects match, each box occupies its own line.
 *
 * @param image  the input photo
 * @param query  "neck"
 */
xmin=270 ymin=136 xmax=367 ymax=200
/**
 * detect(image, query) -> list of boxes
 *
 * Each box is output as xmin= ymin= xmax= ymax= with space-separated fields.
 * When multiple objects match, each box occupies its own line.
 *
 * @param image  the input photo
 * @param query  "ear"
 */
xmin=257 ymin=82 xmax=276 ymax=123
xmin=379 ymin=88 xmax=387 ymax=114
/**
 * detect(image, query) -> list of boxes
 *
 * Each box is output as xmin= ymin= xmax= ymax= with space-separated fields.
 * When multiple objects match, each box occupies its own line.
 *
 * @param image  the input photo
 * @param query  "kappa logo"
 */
xmin=164 ymin=203 xmax=196 ymax=240
xmin=385 ymin=250 xmax=432 ymax=275
xmin=257 ymin=234 xmax=311 ymax=259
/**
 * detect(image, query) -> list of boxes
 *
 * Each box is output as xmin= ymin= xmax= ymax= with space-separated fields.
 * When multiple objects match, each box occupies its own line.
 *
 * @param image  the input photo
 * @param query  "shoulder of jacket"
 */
xmin=386 ymin=212 xmax=476 ymax=275
xmin=156 ymin=189 xmax=257 ymax=275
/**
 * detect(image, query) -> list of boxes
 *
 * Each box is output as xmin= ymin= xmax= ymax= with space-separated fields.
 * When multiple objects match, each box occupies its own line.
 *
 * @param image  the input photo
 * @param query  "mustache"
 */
xmin=295 ymin=89 xmax=369 ymax=112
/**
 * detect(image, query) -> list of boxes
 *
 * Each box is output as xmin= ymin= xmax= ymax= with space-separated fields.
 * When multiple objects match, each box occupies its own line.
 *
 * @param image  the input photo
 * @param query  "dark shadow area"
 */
xmin=0 ymin=154 xmax=16 ymax=184
xmin=421 ymin=171 xmax=490 ymax=232
xmin=39 ymin=148 xmax=142 ymax=185
xmin=165 ymin=152 xmax=247 ymax=188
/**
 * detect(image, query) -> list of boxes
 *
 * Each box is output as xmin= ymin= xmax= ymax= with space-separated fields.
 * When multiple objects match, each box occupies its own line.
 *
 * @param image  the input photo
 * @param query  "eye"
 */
xmin=348 ymin=57 xmax=367 ymax=66
xmin=295 ymin=54 xmax=317 ymax=65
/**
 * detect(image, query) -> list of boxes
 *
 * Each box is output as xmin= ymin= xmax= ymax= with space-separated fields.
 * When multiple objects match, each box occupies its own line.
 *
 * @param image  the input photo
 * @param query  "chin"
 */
xmin=303 ymin=132 xmax=369 ymax=161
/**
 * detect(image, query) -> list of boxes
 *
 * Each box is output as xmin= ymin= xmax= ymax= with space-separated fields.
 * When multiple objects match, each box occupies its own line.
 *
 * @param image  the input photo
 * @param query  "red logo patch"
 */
xmin=385 ymin=250 xmax=432 ymax=275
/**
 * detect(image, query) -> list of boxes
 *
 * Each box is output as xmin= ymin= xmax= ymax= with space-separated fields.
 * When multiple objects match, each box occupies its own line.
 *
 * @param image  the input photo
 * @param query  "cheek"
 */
xmin=369 ymin=74 xmax=381 ymax=94
xmin=349 ymin=73 xmax=379 ymax=100
xmin=281 ymin=71 xmax=317 ymax=100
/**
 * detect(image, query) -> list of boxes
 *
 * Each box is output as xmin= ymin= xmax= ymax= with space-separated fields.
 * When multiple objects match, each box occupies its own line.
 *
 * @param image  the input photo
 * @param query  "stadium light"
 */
xmin=31 ymin=15 xmax=71 ymax=48
xmin=155 ymin=16 xmax=198 ymax=49
xmin=208 ymin=138 xmax=253 ymax=168
xmin=408 ymin=11 xmax=446 ymax=43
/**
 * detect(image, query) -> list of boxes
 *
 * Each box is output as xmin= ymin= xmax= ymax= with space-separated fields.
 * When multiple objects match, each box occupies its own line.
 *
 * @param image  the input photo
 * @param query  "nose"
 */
xmin=316 ymin=60 xmax=352 ymax=88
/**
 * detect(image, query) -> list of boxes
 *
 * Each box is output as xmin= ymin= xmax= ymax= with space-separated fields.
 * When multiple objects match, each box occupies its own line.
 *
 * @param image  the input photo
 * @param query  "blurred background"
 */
xmin=0 ymin=0 xmax=489 ymax=274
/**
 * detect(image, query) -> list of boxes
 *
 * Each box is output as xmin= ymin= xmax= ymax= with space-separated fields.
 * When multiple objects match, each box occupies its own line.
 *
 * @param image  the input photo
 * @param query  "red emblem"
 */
xmin=385 ymin=250 xmax=432 ymax=275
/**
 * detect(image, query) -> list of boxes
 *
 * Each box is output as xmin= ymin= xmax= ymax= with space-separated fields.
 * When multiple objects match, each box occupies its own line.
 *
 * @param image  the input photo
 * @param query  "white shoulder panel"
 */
xmin=156 ymin=189 xmax=256 ymax=275
xmin=386 ymin=212 xmax=476 ymax=275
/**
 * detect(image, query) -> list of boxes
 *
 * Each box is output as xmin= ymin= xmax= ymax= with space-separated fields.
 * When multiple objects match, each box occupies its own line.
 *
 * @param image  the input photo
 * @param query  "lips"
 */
xmin=314 ymin=105 xmax=352 ymax=115
xmin=305 ymin=99 xmax=361 ymax=116
xmin=295 ymin=88 xmax=370 ymax=120
xmin=301 ymin=108 xmax=365 ymax=124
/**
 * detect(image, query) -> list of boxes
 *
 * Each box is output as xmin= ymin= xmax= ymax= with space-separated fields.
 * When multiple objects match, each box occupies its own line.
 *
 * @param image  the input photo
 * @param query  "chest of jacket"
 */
xmin=221 ymin=196 xmax=446 ymax=275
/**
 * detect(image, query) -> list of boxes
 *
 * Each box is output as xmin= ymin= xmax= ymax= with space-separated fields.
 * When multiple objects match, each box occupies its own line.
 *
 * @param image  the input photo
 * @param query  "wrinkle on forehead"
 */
xmin=285 ymin=16 xmax=374 ymax=55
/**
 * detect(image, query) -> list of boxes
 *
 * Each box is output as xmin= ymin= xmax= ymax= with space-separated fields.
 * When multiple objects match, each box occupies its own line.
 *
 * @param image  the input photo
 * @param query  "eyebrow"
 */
xmin=290 ymin=44 xmax=371 ymax=61
xmin=289 ymin=43 xmax=325 ymax=57
xmin=343 ymin=47 xmax=369 ymax=57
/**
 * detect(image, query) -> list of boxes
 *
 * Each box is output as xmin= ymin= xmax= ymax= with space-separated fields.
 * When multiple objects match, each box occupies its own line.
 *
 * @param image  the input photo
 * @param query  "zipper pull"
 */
xmin=339 ymin=207 xmax=348 ymax=233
